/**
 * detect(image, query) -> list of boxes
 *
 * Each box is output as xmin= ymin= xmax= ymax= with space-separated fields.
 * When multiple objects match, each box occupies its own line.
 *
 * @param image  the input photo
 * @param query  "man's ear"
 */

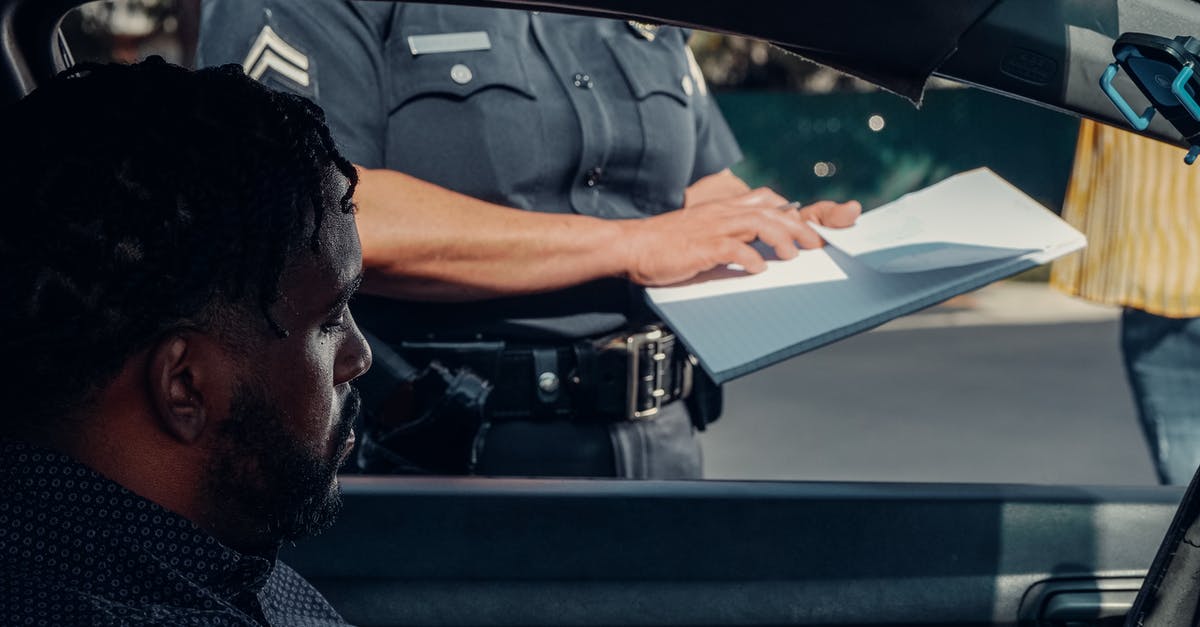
xmin=147 ymin=333 xmax=213 ymax=444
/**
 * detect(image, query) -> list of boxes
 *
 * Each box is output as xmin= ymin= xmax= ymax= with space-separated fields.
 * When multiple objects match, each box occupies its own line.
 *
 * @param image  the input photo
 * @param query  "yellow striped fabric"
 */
xmin=1050 ymin=119 xmax=1200 ymax=317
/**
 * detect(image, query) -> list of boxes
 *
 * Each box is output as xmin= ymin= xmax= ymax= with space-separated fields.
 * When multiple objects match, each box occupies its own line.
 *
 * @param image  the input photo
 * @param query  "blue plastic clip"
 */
xmin=1166 ymin=64 xmax=1200 ymax=164
xmin=1100 ymin=61 xmax=1156 ymax=130
xmin=1171 ymin=63 xmax=1200 ymax=120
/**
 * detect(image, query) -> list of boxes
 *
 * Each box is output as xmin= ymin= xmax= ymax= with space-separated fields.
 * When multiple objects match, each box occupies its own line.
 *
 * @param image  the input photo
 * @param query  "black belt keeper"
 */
xmin=396 ymin=325 xmax=708 ymax=424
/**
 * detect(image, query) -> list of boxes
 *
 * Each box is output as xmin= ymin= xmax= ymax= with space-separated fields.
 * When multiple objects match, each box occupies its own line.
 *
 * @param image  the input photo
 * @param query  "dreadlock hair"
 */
xmin=0 ymin=57 xmax=357 ymax=432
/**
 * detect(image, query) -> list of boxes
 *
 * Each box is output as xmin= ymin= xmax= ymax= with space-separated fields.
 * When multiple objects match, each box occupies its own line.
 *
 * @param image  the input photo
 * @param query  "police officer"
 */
xmin=199 ymin=1 xmax=860 ymax=478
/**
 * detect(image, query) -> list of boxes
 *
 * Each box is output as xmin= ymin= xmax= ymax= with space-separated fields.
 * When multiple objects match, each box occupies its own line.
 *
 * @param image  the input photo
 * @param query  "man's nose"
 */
xmin=337 ymin=312 xmax=372 ymax=383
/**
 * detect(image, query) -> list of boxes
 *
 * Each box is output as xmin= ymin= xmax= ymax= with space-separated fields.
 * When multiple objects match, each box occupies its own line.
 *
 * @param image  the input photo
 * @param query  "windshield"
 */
xmin=60 ymin=0 xmax=1158 ymax=487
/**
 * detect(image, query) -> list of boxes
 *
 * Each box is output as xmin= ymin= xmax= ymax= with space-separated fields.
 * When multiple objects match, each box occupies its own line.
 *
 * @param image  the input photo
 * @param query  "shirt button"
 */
xmin=573 ymin=72 xmax=594 ymax=89
xmin=584 ymin=167 xmax=603 ymax=187
xmin=450 ymin=64 xmax=473 ymax=85
xmin=681 ymin=75 xmax=694 ymax=96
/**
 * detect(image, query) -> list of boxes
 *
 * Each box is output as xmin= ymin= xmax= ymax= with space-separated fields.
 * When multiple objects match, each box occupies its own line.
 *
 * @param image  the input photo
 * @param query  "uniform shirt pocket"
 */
xmin=604 ymin=33 xmax=698 ymax=214
xmin=390 ymin=41 xmax=538 ymax=106
xmin=386 ymin=39 xmax=543 ymax=205
xmin=605 ymin=36 xmax=691 ymax=106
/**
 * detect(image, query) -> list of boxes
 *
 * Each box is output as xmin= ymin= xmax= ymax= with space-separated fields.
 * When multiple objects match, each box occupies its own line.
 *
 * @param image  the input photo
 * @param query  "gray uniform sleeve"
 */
xmin=684 ymin=44 xmax=743 ymax=183
xmin=198 ymin=0 xmax=390 ymax=168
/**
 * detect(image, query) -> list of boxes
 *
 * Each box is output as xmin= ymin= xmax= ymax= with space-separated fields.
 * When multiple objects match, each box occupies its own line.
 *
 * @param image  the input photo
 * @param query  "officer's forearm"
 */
xmin=354 ymin=167 xmax=631 ymax=302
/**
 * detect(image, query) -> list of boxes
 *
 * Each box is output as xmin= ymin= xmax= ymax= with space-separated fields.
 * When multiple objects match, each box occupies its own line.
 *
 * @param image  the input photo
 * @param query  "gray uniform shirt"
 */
xmin=198 ymin=1 xmax=743 ymax=341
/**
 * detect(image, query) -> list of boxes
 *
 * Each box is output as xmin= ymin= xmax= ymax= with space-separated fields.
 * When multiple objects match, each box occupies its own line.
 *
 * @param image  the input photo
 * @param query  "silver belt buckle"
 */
xmin=625 ymin=325 xmax=691 ymax=420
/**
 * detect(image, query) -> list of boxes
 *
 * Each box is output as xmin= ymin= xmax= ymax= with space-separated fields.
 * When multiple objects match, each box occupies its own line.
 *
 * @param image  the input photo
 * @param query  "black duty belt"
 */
xmin=397 ymin=325 xmax=696 ymax=422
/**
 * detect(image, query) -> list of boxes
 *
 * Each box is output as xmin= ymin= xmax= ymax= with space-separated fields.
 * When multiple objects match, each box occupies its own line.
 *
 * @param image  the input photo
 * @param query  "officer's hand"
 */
xmin=618 ymin=188 xmax=861 ymax=287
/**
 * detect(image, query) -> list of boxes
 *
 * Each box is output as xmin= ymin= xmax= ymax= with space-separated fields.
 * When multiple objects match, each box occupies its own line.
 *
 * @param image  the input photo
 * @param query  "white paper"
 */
xmin=812 ymin=168 xmax=1084 ymax=273
xmin=646 ymin=248 xmax=848 ymax=304
xmin=649 ymin=168 xmax=1084 ymax=305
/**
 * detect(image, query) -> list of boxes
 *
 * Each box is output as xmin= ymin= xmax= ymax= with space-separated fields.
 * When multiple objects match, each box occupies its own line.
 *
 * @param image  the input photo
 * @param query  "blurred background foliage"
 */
xmin=685 ymin=31 xmax=1078 ymax=213
xmin=63 ymin=1 xmax=1080 ymax=214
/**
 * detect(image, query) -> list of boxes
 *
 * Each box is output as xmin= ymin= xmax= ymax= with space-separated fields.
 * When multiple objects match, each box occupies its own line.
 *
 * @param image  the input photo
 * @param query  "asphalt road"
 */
xmin=701 ymin=320 xmax=1161 ymax=486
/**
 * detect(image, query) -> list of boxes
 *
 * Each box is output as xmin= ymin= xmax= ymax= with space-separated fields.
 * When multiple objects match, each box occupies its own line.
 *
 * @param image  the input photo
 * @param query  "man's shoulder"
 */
xmin=0 ymin=440 xmax=254 ymax=625
xmin=0 ymin=539 xmax=250 ymax=626
xmin=3 ymin=592 xmax=253 ymax=627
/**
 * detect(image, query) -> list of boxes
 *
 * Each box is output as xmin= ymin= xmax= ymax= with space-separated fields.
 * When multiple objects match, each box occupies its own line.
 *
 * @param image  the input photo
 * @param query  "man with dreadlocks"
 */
xmin=0 ymin=57 xmax=370 ymax=625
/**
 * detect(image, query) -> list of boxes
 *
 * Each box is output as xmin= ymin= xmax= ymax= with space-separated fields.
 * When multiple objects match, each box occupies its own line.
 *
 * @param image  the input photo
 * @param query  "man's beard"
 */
xmin=204 ymin=383 xmax=361 ymax=549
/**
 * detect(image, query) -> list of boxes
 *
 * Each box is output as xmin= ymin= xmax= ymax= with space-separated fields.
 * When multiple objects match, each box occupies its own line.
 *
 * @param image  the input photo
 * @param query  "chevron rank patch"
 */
xmin=243 ymin=25 xmax=311 ymax=89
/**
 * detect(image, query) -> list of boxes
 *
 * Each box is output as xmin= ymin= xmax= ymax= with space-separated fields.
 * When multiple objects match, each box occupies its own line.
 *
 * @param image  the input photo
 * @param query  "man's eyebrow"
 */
xmin=326 ymin=273 xmax=364 ymax=316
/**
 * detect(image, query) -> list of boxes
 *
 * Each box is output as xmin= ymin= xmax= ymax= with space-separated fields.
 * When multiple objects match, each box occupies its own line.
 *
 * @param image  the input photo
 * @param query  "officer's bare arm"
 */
xmin=354 ymin=166 xmax=860 ymax=302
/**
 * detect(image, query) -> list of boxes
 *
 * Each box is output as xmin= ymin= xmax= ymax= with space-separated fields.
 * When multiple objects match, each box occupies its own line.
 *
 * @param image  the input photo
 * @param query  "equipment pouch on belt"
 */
xmin=685 ymin=364 xmax=722 ymax=431
xmin=356 ymin=334 xmax=492 ymax=475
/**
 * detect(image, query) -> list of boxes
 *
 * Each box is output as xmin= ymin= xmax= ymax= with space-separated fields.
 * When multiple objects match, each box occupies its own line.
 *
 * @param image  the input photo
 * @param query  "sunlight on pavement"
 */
xmin=877 ymin=281 xmax=1119 ymax=332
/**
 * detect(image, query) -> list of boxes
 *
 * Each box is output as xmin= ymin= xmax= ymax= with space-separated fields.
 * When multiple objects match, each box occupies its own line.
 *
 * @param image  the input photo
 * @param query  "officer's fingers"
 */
xmin=795 ymin=200 xmax=838 ymax=223
xmin=799 ymin=200 xmax=862 ymax=228
xmin=687 ymin=188 xmax=787 ymax=221
xmin=715 ymin=212 xmax=782 ymax=243
xmin=753 ymin=208 xmax=805 ymax=259
xmin=714 ymin=239 xmax=768 ymax=274
xmin=762 ymin=207 xmax=824 ymax=249
xmin=716 ymin=209 xmax=813 ymax=253
xmin=725 ymin=186 xmax=790 ymax=209
xmin=828 ymin=200 xmax=864 ymax=227
xmin=788 ymin=218 xmax=826 ymax=249
xmin=715 ymin=210 xmax=812 ymax=256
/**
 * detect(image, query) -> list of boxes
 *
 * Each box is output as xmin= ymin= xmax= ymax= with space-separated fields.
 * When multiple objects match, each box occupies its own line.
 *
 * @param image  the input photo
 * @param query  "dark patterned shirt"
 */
xmin=0 ymin=440 xmax=349 ymax=626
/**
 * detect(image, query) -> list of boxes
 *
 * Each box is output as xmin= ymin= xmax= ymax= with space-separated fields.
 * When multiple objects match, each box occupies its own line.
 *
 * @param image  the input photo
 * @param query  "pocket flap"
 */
xmin=391 ymin=37 xmax=537 ymax=107
xmin=605 ymin=36 xmax=690 ymax=105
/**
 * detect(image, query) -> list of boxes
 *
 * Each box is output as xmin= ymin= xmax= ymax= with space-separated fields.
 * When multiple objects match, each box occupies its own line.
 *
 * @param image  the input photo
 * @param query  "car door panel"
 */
xmin=282 ymin=479 xmax=1182 ymax=626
